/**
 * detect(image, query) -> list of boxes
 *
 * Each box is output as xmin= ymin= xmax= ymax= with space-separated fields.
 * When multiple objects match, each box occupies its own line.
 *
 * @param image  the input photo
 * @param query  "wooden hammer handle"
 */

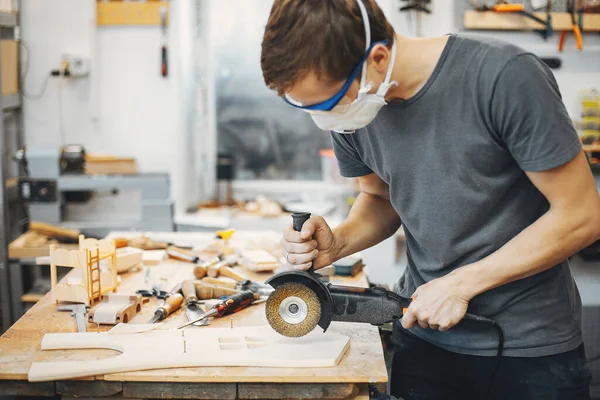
xmin=193 ymin=281 xmax=240 ymax=299
xmin=201 ymin=277 xmax=237 ymax=289
xmin=160 ymin=293 xmax=183 ymax=317
xmin=182 ymin=280 xmax=198 ymax=304
xmin=218 ymin=266 xmax=246 ymax=282
xmin=194 ymin=265 xmax=207 ymax=279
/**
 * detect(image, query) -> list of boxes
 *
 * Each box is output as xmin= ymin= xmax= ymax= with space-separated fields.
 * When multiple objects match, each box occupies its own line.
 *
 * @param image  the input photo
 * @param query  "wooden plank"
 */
xmin=20 ymin=292 xmax=44 ymax=303
xmin=8 ymin=231 xmax=78 ymax=260
xmin=464 ymin=11 xmax=600 ymax=32
xmin=122 ymin=382 xmax=236 ymax=399
xmin=0 ymin=380 xmax=55 ymax=396
xmin=583 ymin=144 xmax=600 ymax=152
xmin=97 ymin=2 xmax=169 ymax=26
xmin=238 ymin=382 xmax=359 ymax=399
xmin=85 ymin=155 xmax=137 ymax=175
xmin=57 ymin=380 xmax=122 ymax=397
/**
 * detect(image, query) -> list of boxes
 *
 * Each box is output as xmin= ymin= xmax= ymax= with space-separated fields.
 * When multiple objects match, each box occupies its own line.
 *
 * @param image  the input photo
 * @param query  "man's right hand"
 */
xmin=281 ymin=215 xmax=339 ymax=270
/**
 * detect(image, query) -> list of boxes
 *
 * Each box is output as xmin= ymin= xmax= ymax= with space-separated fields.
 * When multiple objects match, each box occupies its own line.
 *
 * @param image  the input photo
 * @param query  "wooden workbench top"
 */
xmin=0 ymin=259 xmax=388 ymax=386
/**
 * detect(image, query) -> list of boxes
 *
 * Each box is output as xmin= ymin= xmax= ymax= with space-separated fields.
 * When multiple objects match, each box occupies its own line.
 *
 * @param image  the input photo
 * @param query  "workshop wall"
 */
xmin=20 ymin=0 xmax=198 ymax=212
xmin=19 ymin=0 xmax=600 ymax=212
xmin=380 ymin=0 xmax=600 ymax=118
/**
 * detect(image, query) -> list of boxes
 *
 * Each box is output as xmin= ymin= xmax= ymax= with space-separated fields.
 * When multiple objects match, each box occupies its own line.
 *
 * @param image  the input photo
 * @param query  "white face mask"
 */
xmin=306 ymin=0 xmax=397 ymax=134
xmin=310 ymin=40 xmax=397 ymax=134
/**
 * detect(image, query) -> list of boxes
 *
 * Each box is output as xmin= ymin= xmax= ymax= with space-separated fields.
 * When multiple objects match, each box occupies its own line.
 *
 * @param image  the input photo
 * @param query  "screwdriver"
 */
xmin=147 ymin=292 xmax=184 ymax=324
xmin=177 ymin=290 xmax=256 ymax=329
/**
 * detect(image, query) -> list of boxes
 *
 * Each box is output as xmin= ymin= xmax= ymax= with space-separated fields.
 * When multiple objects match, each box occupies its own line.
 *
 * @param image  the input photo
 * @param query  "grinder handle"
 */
xmin=291 ymin=212 xmax=314 ymax=273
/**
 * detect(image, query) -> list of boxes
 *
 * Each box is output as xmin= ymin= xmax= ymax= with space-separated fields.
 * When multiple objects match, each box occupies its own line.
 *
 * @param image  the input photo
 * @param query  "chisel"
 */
xmin=147 ymin=293 xmax=183 ymax=324
xmin=177 ymin=290 xmax=256 ymax=329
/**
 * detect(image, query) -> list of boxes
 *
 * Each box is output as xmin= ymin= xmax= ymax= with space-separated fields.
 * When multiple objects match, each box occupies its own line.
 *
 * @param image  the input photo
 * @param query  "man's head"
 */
xmin=261 ymin=0 xmax=395 ymax=109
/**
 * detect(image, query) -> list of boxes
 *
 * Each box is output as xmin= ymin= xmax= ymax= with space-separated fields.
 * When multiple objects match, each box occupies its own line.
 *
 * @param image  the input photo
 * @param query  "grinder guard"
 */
xmin=266 ymin=270 xmax=335 ymax=332
xmin=266 ymin=270 xmax=410 ymax=332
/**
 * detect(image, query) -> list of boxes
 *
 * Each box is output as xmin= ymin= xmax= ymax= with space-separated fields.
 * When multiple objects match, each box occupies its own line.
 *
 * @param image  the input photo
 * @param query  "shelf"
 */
xmin=0 ymin=12 xmax=17 ymax=28
xmin=464 ymin=11 xmax=600 ymax=32
xmin=583 ymin=144 xmax=600 ymax=152
xmin=2 ymin=93 xmax=20 ymax=111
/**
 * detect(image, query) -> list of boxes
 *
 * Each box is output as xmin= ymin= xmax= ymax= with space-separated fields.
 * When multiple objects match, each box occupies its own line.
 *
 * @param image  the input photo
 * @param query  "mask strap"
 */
xmin=377 ymin=39 xmax=397 ymax=96
xmin=356 ymin=0 xmax=370 ymax=87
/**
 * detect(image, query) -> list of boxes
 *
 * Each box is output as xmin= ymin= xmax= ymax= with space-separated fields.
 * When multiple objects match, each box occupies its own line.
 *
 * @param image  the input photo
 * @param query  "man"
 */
xmin=261 ymin=1 xmax=600 ymax=399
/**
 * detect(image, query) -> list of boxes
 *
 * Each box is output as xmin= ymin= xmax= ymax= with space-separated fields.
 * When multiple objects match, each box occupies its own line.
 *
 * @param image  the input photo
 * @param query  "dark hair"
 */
xmin=261 ymin=0 xmax=395 ymax=96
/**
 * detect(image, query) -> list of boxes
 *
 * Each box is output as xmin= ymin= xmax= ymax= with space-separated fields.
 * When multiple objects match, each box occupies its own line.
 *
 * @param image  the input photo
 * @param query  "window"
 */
xmin=210 ymin=0 xmax=332 ymax=180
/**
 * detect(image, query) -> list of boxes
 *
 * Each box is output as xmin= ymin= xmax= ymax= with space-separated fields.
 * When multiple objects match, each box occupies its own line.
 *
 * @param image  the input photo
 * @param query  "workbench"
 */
xmin=0 ymin=232 xmax=388 ymax=399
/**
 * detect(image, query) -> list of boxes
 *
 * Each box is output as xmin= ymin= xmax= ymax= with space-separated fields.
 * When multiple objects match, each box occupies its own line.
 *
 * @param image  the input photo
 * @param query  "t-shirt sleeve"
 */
xmin=330 ymin=132 xmax=373 ymax=177
xmin=490 ymin=54 xmax=581 ymax=172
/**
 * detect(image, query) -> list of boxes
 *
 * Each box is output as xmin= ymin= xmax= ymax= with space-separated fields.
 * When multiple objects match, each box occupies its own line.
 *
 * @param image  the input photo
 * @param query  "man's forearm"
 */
xmin=454 ymin=207 xmax=600 ymax=300
xmin=332 ymin=192 xmax=401 ymax=262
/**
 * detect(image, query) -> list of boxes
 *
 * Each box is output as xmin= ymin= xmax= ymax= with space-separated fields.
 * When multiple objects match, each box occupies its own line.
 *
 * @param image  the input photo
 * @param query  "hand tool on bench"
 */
xmin=201 ymin=275 xmax=273 ymax=297
xmin=166 ymin=246 xmax=221 ymax=279
xmin=57 ymin=304 xmax=88 ymax=332
xmin=177 ymin=290 xmax=258 ymax=329
xmin=193 ymin=280 xmax=241 ymax=299
xmin=147 ymin=292 xmax=184 ymax=324
xmin=264 ymin=213 xmax=505 ymax=361
xmin=182 ymin=280 xmax=209 ymax=326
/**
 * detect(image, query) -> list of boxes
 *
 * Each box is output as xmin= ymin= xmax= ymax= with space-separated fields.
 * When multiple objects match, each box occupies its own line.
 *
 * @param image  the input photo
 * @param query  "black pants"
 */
xmin=390 ymin=327 xmax=592 ymax=400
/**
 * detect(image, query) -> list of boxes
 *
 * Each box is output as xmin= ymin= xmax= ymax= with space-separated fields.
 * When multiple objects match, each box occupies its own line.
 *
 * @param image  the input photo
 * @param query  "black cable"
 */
xmin=463 ymin=314 xmax=504 ymax=397
xmin=18 ymin=40 xmax=53 ymax=101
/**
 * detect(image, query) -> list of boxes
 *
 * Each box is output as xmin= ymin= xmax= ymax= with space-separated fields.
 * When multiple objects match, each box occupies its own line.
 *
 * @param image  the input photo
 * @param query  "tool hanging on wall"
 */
xmin=490 ymin=1 xmax=554 ymax=39
xmin=399 ymin=0 xmax=432 ymax=37
xmin=558 ymin=0 xmax=583 ymax=51
xmin=160 ymin=5 xmax=168 ymax=77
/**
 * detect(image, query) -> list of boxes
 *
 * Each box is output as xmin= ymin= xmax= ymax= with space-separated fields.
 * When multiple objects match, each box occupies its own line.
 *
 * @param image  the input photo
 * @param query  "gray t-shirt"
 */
xmin=331 ymin=33 xmax=583 ymax=357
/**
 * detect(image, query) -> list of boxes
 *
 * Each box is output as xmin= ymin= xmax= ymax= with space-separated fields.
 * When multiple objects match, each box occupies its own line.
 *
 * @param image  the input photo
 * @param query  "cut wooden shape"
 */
xmin=115 ymin=247 xmax=143 ymax=273
xmin=88 ymin=293 xmax=143 ymax=325
xmin=108 ymin=323 xmax=160 ymax=335
xmin=28 ymin=326 xmax=350 ymax=382
xmin=239 ymin=250 xmax=279 ymax=272
xmin=142 ymin=250 xmax=165 ymax=265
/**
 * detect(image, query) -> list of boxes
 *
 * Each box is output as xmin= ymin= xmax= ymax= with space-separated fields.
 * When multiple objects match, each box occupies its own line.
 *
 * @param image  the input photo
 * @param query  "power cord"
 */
xmin=463 ymin=314 xmax=504 ymax=397
xmin=18 ymin=40 xmax=60 ymax=100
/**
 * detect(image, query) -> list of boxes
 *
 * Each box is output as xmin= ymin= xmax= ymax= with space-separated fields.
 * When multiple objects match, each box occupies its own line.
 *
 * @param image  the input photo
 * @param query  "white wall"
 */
xmin=380 ymin=0 xmax=600 ymax=118
xmin=20 ymin=0 xmax=197 ymax=213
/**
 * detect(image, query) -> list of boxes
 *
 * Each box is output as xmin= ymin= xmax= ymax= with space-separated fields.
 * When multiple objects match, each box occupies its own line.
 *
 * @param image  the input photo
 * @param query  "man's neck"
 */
xmin=386 ymin=34 xmax=450 ymax=103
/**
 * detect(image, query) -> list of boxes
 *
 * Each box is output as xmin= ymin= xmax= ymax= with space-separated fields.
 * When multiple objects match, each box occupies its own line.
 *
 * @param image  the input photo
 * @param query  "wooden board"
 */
xmin=583 ymin=144 xmax=600 ymax=152
xmin=85 ymin=154 xmax=137 ymax=175
xmin=8 ymin=231 xmax=78 ymax=260
xmin=96 ymin=2 xmax=169 ymax=26
xmin=464 ymin=11 xmax=600 ymax=31
xmin=1 ymin=40 xmax=17 ymax=95
xmin=28 ymin=326 xmax=350 ymax=382
xmin=0 ymin=244 xmax=387 ymax=388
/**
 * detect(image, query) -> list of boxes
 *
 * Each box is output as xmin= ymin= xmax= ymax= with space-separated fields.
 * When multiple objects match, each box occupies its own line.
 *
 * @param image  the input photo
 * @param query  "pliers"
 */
xmin=559 ymin=0 xmax=583 ymax=51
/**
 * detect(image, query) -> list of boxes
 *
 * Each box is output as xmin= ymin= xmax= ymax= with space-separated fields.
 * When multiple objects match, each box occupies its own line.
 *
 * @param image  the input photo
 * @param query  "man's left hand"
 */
xmin=401 ymin=272 xmax=473 ymax=332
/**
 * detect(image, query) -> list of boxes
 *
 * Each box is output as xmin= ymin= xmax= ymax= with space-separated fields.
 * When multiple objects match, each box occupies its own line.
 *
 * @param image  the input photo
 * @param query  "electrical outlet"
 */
xmin=62 ymin=54 xmax=90 ymax=77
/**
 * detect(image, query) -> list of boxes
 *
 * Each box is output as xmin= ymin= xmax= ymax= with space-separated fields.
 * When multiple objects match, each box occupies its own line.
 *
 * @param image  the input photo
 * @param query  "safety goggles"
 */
xmin=283 ymin=39 xmax=388 ymax=115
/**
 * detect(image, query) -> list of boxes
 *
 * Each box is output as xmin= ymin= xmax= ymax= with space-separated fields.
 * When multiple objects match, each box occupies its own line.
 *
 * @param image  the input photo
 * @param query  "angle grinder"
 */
xmin=265 ymin=213 xmax=501 ymax=342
